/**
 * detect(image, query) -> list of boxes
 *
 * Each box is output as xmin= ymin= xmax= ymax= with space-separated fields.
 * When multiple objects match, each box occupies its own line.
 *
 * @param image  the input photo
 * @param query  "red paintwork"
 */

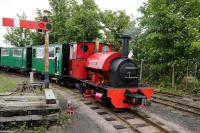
xmin=107 ymin=87 xmax=154 ymax=108
xmin=2 ymin=18 xmax=13 ymax=26
xmin=86 ymin=52 xmax=121 ymax=71
xmin=70 ymin=43 xmax=116 ymax=80
xmin=71 ymin=42 xmax=96 ymax=59
xmin=2 ymin=18 xmax=49 ymax=30
xmin=70 ymin=42 xmax=96 ymax=79
xmin=95 ymin=92 xmax=103 ymax=102
xmin=91 ymin=74 xmax=102 ymax=84
xmin=71 ymin=59 xmax=87 ymax=79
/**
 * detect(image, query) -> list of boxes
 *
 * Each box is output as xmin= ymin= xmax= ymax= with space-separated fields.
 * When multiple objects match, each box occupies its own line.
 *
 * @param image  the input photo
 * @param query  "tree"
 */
xmin=31 ymin=8 xmax=45 ymax=45
xmin=100 ymin=10 xmax=131 ymax=50
xmin=49 ymin=0 xmax=101 ymax=43
xmin=3 ymin=13 xmax=34 ymax=47
xmin=136 ymin=0 xmax=200 ymax=86
xmin=65 ymin=0 xmax=100 ymax=42
xmin=49 ymin=0 xmax=78 ymax=43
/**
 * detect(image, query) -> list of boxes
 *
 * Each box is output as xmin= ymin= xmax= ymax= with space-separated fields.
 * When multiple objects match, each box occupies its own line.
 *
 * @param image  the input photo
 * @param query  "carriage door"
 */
xmin=22 ymin=48 xmax=26 ymax=68
xmin=55 ymin=47 xmax=60 ymax=74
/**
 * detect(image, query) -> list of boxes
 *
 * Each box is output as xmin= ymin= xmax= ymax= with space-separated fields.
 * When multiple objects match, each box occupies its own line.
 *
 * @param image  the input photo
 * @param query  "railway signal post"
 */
xmin=43 ymin=10 xmax=51 ymax=88
xmin=2 ymin=10 xmax=52 ymax=88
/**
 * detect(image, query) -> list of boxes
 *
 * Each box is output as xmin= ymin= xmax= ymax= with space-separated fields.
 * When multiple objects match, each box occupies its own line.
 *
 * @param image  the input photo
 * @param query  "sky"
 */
xmin=0 ymin=0 xmax=147 ymax=47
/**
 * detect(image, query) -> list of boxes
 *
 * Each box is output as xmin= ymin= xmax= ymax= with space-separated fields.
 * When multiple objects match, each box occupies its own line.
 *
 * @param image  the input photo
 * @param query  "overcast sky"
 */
xmin=0 ymin=0 xmax=147 ymax=46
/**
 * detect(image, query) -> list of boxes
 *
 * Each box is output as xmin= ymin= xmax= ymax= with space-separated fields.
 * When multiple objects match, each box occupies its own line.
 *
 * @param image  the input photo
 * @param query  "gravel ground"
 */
xmin=64 ymin=110 xmax=103 ymax=133
xmin=145 ymin=103 xmax=200 ymax=133
xmin=52 ymin=87 xmax=119 ymax=133
xmin=47 ymin=102 xmax=105 ymax=133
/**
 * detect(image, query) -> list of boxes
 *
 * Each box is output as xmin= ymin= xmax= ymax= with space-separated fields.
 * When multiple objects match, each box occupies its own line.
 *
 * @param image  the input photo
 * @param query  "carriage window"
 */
xmin=36 ymin=48 xmax=44 ymax=58
xmin=49 ymin=47 xmax=55 ymax=58
xmin=1 ymin=49 xmax=9 ymax=56
xmin=13 ymin=49 xmax=22 ymax=57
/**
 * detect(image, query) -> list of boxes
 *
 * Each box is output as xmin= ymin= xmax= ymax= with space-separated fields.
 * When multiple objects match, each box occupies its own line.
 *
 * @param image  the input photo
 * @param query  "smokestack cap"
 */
xmin=122 ymin=34 xmax=132 ymax=39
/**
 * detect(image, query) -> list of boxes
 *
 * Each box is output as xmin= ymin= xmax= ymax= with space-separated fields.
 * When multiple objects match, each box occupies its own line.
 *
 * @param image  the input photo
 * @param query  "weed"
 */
xmin=58 ymin=111 xmax=72 ymax=127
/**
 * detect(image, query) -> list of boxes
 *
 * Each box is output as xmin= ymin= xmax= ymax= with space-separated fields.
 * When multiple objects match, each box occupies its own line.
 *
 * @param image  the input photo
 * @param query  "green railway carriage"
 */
xmin=32 ymin=44 xmax=70 ymax=76
xmin=0 ymin=47 xmax=32 ymax=70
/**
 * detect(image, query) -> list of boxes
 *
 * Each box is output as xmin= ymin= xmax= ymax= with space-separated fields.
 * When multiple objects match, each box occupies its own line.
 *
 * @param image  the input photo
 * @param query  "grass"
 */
xmin=154 ymin=83 xmax=200 ymax=96
xmin=0 ymin=76 xmax=19 ymax=92
xmin=155 ymin=86 xmax=186 ymax=96
xmin=0 ymin=73 xmax=28 ymax=92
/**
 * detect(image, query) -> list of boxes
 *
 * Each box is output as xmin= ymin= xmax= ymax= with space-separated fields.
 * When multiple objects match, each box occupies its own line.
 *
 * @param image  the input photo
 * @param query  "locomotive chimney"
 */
xmin=122 ymin=34 xmax=131 ymax=58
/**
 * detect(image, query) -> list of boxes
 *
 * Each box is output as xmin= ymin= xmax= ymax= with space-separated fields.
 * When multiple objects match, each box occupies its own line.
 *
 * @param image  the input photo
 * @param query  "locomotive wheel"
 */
xmin=75 ymin=83 xmax=85 ymax=94
xmin=102 ymin=95 xmax=113 ymax=107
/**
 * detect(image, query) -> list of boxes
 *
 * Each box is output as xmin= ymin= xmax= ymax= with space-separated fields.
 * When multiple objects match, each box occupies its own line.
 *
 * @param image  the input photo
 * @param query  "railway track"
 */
xmin=109 ymin=108 xmax=176 ymax=133
xmin=52 ymin=84 xmax=178 ymax=133
xmin=153 ymin=92 xmax=200 ymax=116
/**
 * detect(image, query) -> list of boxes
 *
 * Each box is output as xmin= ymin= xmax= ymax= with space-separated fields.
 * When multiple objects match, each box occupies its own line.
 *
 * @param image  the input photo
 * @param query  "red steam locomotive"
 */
xmin=69 ymin=34 xmax=154 ymax=108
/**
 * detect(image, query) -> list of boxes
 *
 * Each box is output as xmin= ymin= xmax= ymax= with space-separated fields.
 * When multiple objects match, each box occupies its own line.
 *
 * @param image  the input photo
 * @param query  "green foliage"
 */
xmin=64 ymin=0 xmax=100 ymax=42
xmin=58 ymin=111 xmax=72 ymax=127
xmin=48 ymin=0 xmax=131 ymax=45
xmin=135 ymin=0 xmax=200 ymax=90
xmin=33 ymin=122 xmax=49 ymax=133
xmin=31 ymin=8 xmax=45 ymax=45
xmin=100 ymin=10 xmax=131 ymax=50
xmin=49 ymin=0 xmax=76 ymax=43
xmin=49 ymin=0 xmax=100 ymax=43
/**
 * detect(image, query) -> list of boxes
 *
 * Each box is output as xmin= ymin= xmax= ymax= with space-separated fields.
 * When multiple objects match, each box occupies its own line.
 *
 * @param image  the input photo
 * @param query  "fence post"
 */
xmin=172 ymin=64 xmax=175 ymax=89
xmin=139 ymin=59 xmax=143 ymax=82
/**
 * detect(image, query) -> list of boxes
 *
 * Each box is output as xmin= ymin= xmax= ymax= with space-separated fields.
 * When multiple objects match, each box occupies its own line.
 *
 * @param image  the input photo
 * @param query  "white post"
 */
xmin=30 ymin=72 xmax=34 ymax=83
